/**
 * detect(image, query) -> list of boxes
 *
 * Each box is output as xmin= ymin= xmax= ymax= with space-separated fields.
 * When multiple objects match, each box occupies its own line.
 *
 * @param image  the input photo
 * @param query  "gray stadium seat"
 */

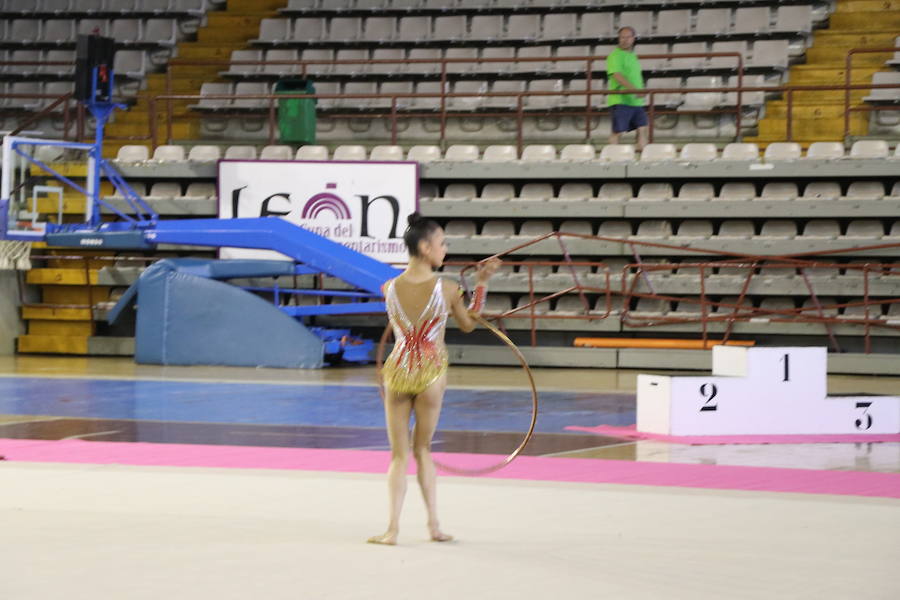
xmin=225 ymin=145 xmax=257 ymax=159
xmin=148 ymin=182 xmax=182 ymax=199
xmin=764 ymin=142 xmax=802 ymax=161
xmin=805 ymin=142 xmax=845 ymax=159
xmin=717 ymin=220 xmax=754 ymax=238
xmin=656 ymin=9 xmax=691 ymax=36
xmin=433 ymin=15 xmax=466 ymax=41
xmin=444 ymin=220 xmax=477 ymax=238
xmin=759 ymin=220 xmax=797 ymax=239
xmin=294 ymin=145 xmax=328 ymax=160
xmin=844 ymin=220 xmax=884 ymax=239
xmin=677 ymin=183 xmax=715 ymax=201
xmin=557 ymin=183 xmax=593 ymax=201
xmin=802 ymin=182 xmax=841 ymax=200
xmin=719 ymin=182 xmax=756 ymax=201
xmin=598 ymin=183 xmax=633 ymax=201
xmin=329 ymin=17 xmax=362 ymax=42
xmin=639 ymin=143 xmax=677 ymax=163
xmin=483 ymin=145 xmax=518 ymax=162
xmin=845 ymin=181 xmax=885 ymax=200
xmin=637 ymin=184 xmax=674 ymax=201
xmin=292 ymin=18 xmax=326 ymax=42
xmin=259 ymin=145 xmax=293 ymax=160
xmin=479 ymin=183 xmax=515 ymax=202
xmin=507 ymin=14 xmax=540 ymax=41
xmin=446 ymin=47 xmax=478 ymax=74
xmin=761 ymin=182 xmax=799 ymax=201
xmin=516 ymin=45 xmax=552 ymax=73
xmin=364 ymin=16 xmax=395 ymax=42
xmin=679 ymin=143 xmax=717 ymax=162
xmin=442 ymin=183 xmax=477 ymax=201
xmin=481 ymin=220 xmax=515 ymax=238
xmin=518 ymin=183 xmax=554 ymax=201
xmin=552 ymin=45 xmax=591 ymax=74
xmin=597 ymin=220 xmax=633 ymax=238
xmin=396 ymin=16 xmax=431 ymax=42
xmin=850 ymin=140 xmax=889 ymax=159
xmin=333 ymin=49 xmax=369 ymax=76
xmin=541 ymin=13 xmax=578 ymax=42
xmin=696 ymin=8 xmax=730 ymax=35
xmin=407 ymin=145 xmax=441 ymax=162
xmin=225 ymin=49 xmax=262 ymax=77
xmin=521 ymin=144 xmax=557 ymax=161
xmin=444 ymin=145 xmax=479 ymax=161
xmin=734 ymin=7 xmax=770 ymax=34
xmin=773 ymin=5 xmax=813 ymax=34
xmin=187 ymin=145 xmax=221 ymax=162
xmin=600 ymin=144 xmax=635 ymax=163
xmin=560 ymin=145 xmax=595 ymax=161
xmin=263 ymin=49 xmax=299 ymax=76
xmin=676 ymin=220 xmax=713 ymax=239
xmin=721 ymin=143 xmax=759 ymax=161
xmin=333 ymin=145 xmax=367 ymax=160
xmin=369 ymin=145 xmax=404 ymax=161
xmin=802 ymin=220 xmax=841 ymax=239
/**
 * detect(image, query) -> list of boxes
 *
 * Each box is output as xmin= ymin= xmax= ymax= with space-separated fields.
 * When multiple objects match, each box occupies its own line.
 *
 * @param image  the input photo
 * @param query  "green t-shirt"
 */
xmin=606 ymin=46 xmax=645 ymax=107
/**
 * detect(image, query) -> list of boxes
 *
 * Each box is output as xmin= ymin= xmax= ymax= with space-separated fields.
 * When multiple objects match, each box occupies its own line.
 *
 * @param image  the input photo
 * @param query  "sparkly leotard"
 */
xmin=382 ymin=276 xmax=449 ymax=395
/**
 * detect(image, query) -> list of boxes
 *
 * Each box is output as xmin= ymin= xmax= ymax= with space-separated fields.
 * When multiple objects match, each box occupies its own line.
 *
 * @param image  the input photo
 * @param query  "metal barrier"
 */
xmin=844 ymin=46 xmax=900 ymax=139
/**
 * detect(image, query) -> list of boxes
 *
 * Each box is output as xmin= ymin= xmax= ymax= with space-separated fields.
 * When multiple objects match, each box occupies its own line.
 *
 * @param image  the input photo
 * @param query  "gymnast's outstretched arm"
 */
xmin=447 ymin=258 xmax=501 ymax=332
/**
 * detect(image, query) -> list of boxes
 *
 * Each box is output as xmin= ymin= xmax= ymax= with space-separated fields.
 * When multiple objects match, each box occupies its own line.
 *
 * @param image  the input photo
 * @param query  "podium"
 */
xmin=637 ymin=346 xmax=900 ymax=436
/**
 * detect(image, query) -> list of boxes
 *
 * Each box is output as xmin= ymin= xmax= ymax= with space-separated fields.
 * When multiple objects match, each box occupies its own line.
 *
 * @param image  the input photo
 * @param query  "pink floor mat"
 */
xmin=2 ymin=438 xmax=899 ymax=499
xmin=566 ymin=424 xmax=900 ymax=445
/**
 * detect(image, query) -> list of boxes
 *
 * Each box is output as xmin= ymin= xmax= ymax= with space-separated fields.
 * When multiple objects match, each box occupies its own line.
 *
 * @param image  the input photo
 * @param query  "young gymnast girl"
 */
xmin=368 ymin=212 xmax=500 ymax=546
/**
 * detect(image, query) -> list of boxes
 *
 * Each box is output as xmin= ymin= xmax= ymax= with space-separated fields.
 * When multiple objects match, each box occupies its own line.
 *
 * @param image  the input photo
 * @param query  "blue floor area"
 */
xmin=0 ymin=377 xmax=636 ymax=433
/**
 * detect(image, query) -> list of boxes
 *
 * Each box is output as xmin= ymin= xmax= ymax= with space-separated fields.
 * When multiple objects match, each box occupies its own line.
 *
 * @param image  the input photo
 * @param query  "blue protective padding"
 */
xmin=147 ymin=258 xmax=298 ymax=280
xmin=147 ymin=218 xmax=400 ymax=295
xmin=134 ymin=261 xmax=324 ymax=368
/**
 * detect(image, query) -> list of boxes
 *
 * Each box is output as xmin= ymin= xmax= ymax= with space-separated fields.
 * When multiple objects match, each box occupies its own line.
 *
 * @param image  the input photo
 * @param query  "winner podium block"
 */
xmin=637 ymin=346 xmax=900 ymax=436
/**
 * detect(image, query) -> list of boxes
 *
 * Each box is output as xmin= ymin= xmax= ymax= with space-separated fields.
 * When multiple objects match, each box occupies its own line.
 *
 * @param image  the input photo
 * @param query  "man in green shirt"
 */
xmin=606 ymin=26 xmax=648 ymax=150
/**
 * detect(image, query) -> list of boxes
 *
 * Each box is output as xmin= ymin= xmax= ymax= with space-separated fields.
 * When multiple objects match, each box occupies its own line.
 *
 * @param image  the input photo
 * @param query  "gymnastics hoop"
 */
xmin=375 ymin=313 xmax=539 ymax=476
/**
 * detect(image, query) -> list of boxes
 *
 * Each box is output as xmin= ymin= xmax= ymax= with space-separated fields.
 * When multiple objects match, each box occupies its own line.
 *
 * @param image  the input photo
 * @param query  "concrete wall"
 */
xmin=0 ymin=270 xmax=22 ymax=355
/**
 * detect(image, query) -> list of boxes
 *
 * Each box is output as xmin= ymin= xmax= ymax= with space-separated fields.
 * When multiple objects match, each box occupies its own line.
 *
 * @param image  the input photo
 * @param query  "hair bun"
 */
xmin=407 ymin=212 xmax=424 ymax=227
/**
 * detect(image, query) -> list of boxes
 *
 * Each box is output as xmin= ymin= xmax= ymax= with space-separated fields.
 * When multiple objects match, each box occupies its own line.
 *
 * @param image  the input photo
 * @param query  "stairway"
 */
xmin=104 ymin=0 xmax=285 ymax=158
xmin=749 ymin=0 xmax=900 ymax=146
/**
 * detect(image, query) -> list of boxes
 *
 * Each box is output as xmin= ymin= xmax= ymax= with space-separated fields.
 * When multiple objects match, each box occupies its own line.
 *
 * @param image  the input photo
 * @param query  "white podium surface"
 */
xmin=637 ymin=347 xmax=900 ymax=436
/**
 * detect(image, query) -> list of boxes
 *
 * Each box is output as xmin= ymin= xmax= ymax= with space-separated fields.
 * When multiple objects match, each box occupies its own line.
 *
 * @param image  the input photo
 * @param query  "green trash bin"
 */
xmin=275 ymin=79 xmax=316 ymax=145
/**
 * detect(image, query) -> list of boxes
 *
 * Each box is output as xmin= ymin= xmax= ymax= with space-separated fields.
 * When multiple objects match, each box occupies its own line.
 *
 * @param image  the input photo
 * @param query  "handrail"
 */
xmin=844 ymin=46 xmax=900 ymax=140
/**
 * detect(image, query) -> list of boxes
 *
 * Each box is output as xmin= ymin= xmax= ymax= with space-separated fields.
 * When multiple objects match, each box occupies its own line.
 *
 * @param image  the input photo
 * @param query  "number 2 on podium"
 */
xmin=699 ymin=383 xmax=718 ymax=412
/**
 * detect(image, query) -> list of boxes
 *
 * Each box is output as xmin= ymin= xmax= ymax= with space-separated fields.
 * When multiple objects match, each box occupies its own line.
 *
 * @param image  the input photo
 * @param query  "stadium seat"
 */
xmin=802 ymin=182 xmax=841 ymax=200
xmin=734 ymin=7 xmax=770 ymax=34
xmin=152 ymin=145 xmax=186 ymax=162
xmin=263 ymin=49 xmax=299 ymax=77
xmin=719 ymin=183 xmax=756 ymax=201
xmin=850 ymin=140 xmax=889 ymax=159
xmin=553 ymin=45 xmax=592 ymax=74
xmin=148 ymin=182 xmax=182 ymax=199
xmin=515 ymin=45 xmax=553 ymax=74
xmin=184 ymin=183 xmax=216 ymax=199
xmin=407 ymin=145 xmax=442 ymax=162
xmin=560 ymin=145 xmax=596 ymax=161
xmin=639 ymin=143 xmax=677 ymax=162
xmin=677 ymin=183 xmax=715 ymax=201
xmin=637 ymin=184 xmax=674 ymax=201
xmin=597 ymin=183 xmax=633 ymax=201
xmin=481 ymin=220 xmax=515 ymax=238
xmin=805 ymin=142 xmax=845 ymax=160
xmin=599 ymin=144 xmax=635 ymax=163
xmin=369 ymin=145 xmax=404 ymax=161
xmin=115 ymin=145 xmax=150 ymax=162
xmin=656 ymin=9 xmax=691 ymax=37
xmin=717 ymin=220 xmax=755 ymax=238
xmin=759 ymin=220 xmax=798 ymax=239
xmin=524 ymin=79 xmax=564 ymax=110
xmin=480 ymin=183 xmax=515 ymax=202
xmin=695 ymin=8 xmax=730 ymax=36
xmin=506 ymin=14 xmax=540 ymax=41
xmin=483 ymin=145 xmax=518 ymax=162
xmin=446 ymin=47 xmax=479 ymax=75
xmin=333 ymin=145 xmax=367 ymax=161
xmin=845 ymin=181 xmax=885 ymax=200
xmin=679 ymin=143 xmax=717 ymax=162
xmin=541 ymin=13 xmax=578 ymax=42
xmin=773 ymin=5 xmax=813 ymax=34
xmin=444 ymin=145 xmax=479 ymax=161
xmin=557 ymin=183 xmax=593 ymax=202
xmin=518 ymin=183 xmax=554 ymax=201
xmin=761 ymin=182 xmax=799 ymax=201
xmin=259 ymin=145 xmax=293 ymax=160
xmin=444 ymin=220 xmax=477 ymax=238
xmin=187 ymin=145 xmax=221 ymax=162
xmin=802 ymin=220 xmax=841 ymax=239
xmin=597 ymin=220 xmax=633 ymax=237
xmin=442 ymin=183 xmax=477 ymax=201
xmin=721 ymin=143 xmax=759 ymax=161
xmin=863 ymin=72 xmax=900 ymax=103
xmin=396 ymin=17 xmax=431 ymax=43
xmin=521 ymin=145 xmax=557 ymax=161
xmin=764 ymin=142 xmax=802 ymax=161
xmin=844 ymin=220 xmax=884 ymax=239
xmin=676 ymin=220 xmax=714 ymax=239
xmin=225 ymin=145 xmax=258 ymax=160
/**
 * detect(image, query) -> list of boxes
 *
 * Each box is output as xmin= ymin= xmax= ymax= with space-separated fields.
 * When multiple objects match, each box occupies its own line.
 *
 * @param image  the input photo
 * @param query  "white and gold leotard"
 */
xmin=382 ymin=276 xmax=449 ymax=395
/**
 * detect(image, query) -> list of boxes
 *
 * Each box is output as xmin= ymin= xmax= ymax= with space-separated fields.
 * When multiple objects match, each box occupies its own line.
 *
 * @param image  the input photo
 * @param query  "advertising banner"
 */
xmin=218 ymin=159 xmax=419 ymax=264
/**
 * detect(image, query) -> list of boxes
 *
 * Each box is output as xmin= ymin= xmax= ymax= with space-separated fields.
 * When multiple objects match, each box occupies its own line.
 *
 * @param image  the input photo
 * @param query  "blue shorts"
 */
xmin=611 ymin=104 xmax=649 ymax=134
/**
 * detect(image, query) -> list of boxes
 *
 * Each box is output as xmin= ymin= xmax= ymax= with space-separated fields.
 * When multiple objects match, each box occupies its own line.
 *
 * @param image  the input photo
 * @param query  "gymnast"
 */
xmin=368 ymin=212 xmax=500 ymax=546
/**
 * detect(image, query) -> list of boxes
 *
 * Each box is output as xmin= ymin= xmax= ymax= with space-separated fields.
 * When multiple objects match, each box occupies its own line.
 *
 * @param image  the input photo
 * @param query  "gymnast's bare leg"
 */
xmin=367 ymin=387 xmax=413 ymax=545
xmin=411 ymin=374 xmax=453 ymax=542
